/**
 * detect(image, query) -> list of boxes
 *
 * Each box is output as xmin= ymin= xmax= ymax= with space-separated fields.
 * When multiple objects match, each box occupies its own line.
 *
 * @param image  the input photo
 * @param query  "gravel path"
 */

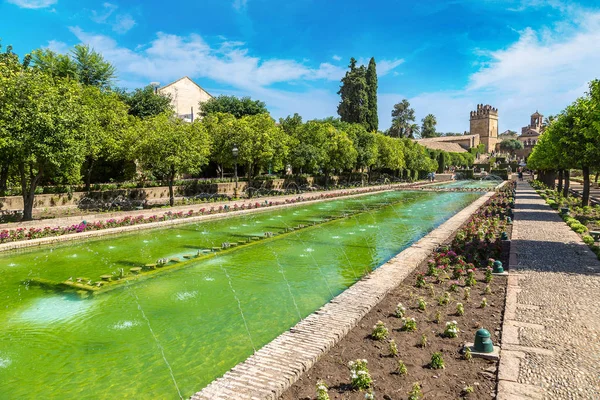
xmin=498 ymin=181 xmax=600 ymax=399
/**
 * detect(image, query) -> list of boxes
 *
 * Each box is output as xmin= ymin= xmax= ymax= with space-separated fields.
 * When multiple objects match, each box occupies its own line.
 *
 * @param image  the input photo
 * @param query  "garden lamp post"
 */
xmin=232 ymin=145 xmax=239 ymax=198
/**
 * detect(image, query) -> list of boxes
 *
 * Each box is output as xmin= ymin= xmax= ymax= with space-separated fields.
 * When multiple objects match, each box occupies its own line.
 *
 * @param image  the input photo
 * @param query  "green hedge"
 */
xmin=491 ymin=169 xmax=509 ymax=180
xmin=456 ymin=169 xmax=474 ymax=179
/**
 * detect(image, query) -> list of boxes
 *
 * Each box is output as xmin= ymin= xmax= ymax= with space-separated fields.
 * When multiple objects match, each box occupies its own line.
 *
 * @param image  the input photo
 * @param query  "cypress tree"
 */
xmin=365 ymin=57 xmax=378 ymax=131
xmin=337 ymin=58 xmax=369 ymax=128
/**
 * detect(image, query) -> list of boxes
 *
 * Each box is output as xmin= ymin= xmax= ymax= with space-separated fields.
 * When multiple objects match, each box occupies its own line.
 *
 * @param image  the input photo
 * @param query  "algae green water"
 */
xmin=0 ymin=190 xmax=482 ymax=399
xmin=430 ymin=180 xmax=500 ymax=189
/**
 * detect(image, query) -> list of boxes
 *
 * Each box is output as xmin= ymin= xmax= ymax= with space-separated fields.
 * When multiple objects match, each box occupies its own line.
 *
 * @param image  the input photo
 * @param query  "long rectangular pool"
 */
xmin=0 ymin=190 xmax=482 ymax=399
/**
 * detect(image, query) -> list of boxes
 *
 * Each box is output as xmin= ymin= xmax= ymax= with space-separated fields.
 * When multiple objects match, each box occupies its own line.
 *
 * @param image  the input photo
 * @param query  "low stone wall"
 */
xmin=191 ymin=191 xmax=494 ymax=400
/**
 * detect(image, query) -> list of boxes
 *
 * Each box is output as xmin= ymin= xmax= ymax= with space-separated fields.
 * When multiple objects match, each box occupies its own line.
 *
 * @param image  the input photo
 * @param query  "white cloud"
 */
xmin=356 ymin=57 xmax=404 ymax=76
xmin=332 ymin=55 xmax=342 ymax=61
xmin=6 ymin=0 xmax=56 ymax=8
xmin=90 ymin=3 xmax=136 ymax=34
xmin=377 ymin=59 xmax=405 ymax=76
xmin=67 ymin=27 xmax=347 ymax=90
xmin=380 ymin=10 xmax=600 ymax=133
xmin=46 ymin=39 xmax=69 ymax=53
xmin=91 ymin=2 xmax=117 ymax=23
xmin=113 ymin=14 xmax=136 ymax=34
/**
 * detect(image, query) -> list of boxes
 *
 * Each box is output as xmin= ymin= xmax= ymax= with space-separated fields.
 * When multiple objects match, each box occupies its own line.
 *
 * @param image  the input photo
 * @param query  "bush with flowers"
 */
xmin=348 ymin=359 xmax=372 ymax=390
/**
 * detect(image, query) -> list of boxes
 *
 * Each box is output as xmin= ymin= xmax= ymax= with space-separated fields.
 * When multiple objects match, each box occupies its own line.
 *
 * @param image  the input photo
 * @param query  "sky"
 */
xmin=1 ymin=0 xmax=599 ymax=133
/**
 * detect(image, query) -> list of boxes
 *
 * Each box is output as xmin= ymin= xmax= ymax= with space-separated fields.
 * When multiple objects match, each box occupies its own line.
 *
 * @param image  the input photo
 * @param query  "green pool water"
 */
xmin=430 ymin=179 xmax=501 ymax=189
xmin=0 ymin=190 xmax=481 ymax=399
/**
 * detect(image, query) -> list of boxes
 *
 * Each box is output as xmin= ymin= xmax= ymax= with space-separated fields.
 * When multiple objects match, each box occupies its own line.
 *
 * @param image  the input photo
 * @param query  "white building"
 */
xmin=158 ymin=76 xmax=213 ymax=122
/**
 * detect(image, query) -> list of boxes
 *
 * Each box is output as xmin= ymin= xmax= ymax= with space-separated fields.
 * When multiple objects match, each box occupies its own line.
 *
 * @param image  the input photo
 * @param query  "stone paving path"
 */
xmin=497 ymin=181 xmax=600 ymax=399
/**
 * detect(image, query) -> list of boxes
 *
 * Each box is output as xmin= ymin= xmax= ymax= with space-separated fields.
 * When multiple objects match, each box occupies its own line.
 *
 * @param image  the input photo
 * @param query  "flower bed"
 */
xmin=0 ymin=187 xmax=393 ymax=244
xmin=281 ymin=182 xmax=515 ymax=400
xmin=531 ymin=180 xmax=600 ymax=259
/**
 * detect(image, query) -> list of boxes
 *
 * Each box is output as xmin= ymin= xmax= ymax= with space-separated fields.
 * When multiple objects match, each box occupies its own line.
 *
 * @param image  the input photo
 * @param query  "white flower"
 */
xmin=357 ymin=370 xmax=367 ymax=375
xmin=317 ymin=385 xmax=327 ymax=391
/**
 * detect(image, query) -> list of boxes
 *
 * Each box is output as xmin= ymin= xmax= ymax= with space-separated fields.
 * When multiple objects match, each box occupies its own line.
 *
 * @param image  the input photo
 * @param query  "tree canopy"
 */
xmin=133 ymin=113 xmax=211 ymax=206
xmin=388 ymin=99 xmax=416 ymax=138
xmin=32 ymin=44 xmax=116 ymax=89
xmin=528 ymin=79 xmax=600 ymax=206
xmin=335 ymin=56 xmax=379 ymax=132
xmin=420 ymin=114 xmax=438 ymax=138
xmin=118 ymin=85 xmax=173 ymax=119
xmin=200 ymin=95 xmax=268 ymax=118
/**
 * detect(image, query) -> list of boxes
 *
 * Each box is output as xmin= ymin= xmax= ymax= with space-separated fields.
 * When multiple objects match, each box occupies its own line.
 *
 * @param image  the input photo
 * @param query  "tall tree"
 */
xmin=71 ymin=44 xmax=116 ymax=88
xmin=286 ymin=120 xmax=328 ymax=175
xmin=388 ymin=99 xmax=416 ymax=138
xmin=80 ymin=86 xmax=132 ymax=191
xmin=365 ymin=57 xmax=378 ymax=131
xmin=31 ymin=44 xmax=116 ymax=89
xmin=203 ymin=112 xmax=238 ymax=178
xmin=0 ymin=64 xmax=86 ymax=220
xmin=0 ymin=43 xmax=31 ymax=194
xmin=420 ymin=114 xmax=438 ymax=138
xmin=119 ymin=85 xmax=173 ymax=119
xmin=200 ymin=95 xmax=268 ymax=118
xmin=337 ymin=58 xmax=369 ymax=128
xmin=134 ymin=113 xmax=211 ymax=206
xmin=499 ymin=139 xmax=524 ymax=155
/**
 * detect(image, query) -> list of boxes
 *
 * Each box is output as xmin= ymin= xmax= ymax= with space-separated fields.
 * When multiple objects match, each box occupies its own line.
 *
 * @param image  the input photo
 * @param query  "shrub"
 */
xmin=401 ymin=317 xmax=417 ymax=332
xmin=417 ymin=298 xmax=427 ymax=311
xmin=407 ymin=382 xmax=423 ymax=400
xmin=395 ymin=303 xmax=406 ymax=318
xmin=348 ymin=359 xmax=372 ymax=390
xmin=480 ymin=297 xmax=488 ymax=308
xmin=397 ymin=360 xmax=408 ymax=375
xmin=430 ymin=352 xmax=445 ymax=369
xmin=420 ymin=334 xmax=428 ymax=348
xmin=316 ymin=380 xmax=330 ymax=400
xmin=583 ymin=235 xmax=595 ymax=245
xmin=389 ymin=339 xmax=398 ymax=356
xmin=371 ymin=321 xmax=389 ymax=341
xmin=444 ymin=320 xmax=460 ymax=338
xmin=438 ymin=292 xmax=451 ymax=306
xmin=464 ymin=346 xmax=473 ymax=361
xmin=456 ymin=302 xmax=465 ymax=316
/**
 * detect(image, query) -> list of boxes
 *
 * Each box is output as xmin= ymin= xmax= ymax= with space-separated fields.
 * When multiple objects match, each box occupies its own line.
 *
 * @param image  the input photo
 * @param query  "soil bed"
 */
xmin=282 ymin=202 xmax=511 ymax=400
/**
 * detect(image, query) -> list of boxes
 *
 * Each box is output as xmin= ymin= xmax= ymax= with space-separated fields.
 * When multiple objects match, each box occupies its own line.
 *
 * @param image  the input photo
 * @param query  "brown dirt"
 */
xmin=281 ymin=236 xmax=510 ymax=400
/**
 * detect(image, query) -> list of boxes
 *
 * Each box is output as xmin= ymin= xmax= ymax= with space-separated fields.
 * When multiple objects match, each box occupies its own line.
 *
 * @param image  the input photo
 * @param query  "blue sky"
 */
xmin=1 ymin=0 xmax=600 ymax=132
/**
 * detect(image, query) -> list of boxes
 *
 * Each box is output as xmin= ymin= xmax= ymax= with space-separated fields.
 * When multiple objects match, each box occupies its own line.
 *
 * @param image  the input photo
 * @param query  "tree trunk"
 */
xmin=557 ymin=169 xmax=563 ymax=193
xmin=595 ymin=171 xmax=599 ymax=184
xmin=0 ymin=163 xmax=9 ymax=193
xmin=563 ymin=170 xmax=570 ymax=198
xmin=19 ymin=163 xmax=42 ymax=221
xmin=582 ymin=166 xmax=590 ymax=207
xmin=247 ymin=163 xmax=252 ymax=198
xmin=168 ymin=168 xmax=175 ymax=207
xmin=220 ymin=164 xmax=224 ymax=179
xmin=85 ymin=157 xmax=95 ymax=192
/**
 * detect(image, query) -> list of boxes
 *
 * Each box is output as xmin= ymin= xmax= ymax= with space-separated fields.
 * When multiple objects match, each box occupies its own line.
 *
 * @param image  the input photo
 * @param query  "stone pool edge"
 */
xmin=190 ymin=191 xmax=495 ymax=400
xmin=0 ymin=184 xmax=417 ymax=253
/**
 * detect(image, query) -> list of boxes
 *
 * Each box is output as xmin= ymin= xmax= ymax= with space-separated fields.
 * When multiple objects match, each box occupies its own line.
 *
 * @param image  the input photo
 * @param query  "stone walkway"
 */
xmin=497 ymin=182 xmax=600 ymax=399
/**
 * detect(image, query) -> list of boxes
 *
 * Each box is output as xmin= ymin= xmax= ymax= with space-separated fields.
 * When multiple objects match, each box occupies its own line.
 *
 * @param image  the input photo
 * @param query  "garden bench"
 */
xmin=590 ymin=231 xmax=600 ymax=242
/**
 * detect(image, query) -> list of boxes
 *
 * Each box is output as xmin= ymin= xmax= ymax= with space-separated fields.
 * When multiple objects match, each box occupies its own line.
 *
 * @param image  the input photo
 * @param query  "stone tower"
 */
xmin=469 ymin=104 xmax=498 ymax=153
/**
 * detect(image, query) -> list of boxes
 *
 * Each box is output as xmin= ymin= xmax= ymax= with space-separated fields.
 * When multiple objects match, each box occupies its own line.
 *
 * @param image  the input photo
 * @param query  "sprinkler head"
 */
xmin=473 ymin=328 xmax=494 ymax=353
xmin=506 ymin=216 xmax=512 ymax=224
xmin=493 ymin=260 xmax=504 ymax=274
xmin=500 ymin=231 xmax=509 ymax=240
